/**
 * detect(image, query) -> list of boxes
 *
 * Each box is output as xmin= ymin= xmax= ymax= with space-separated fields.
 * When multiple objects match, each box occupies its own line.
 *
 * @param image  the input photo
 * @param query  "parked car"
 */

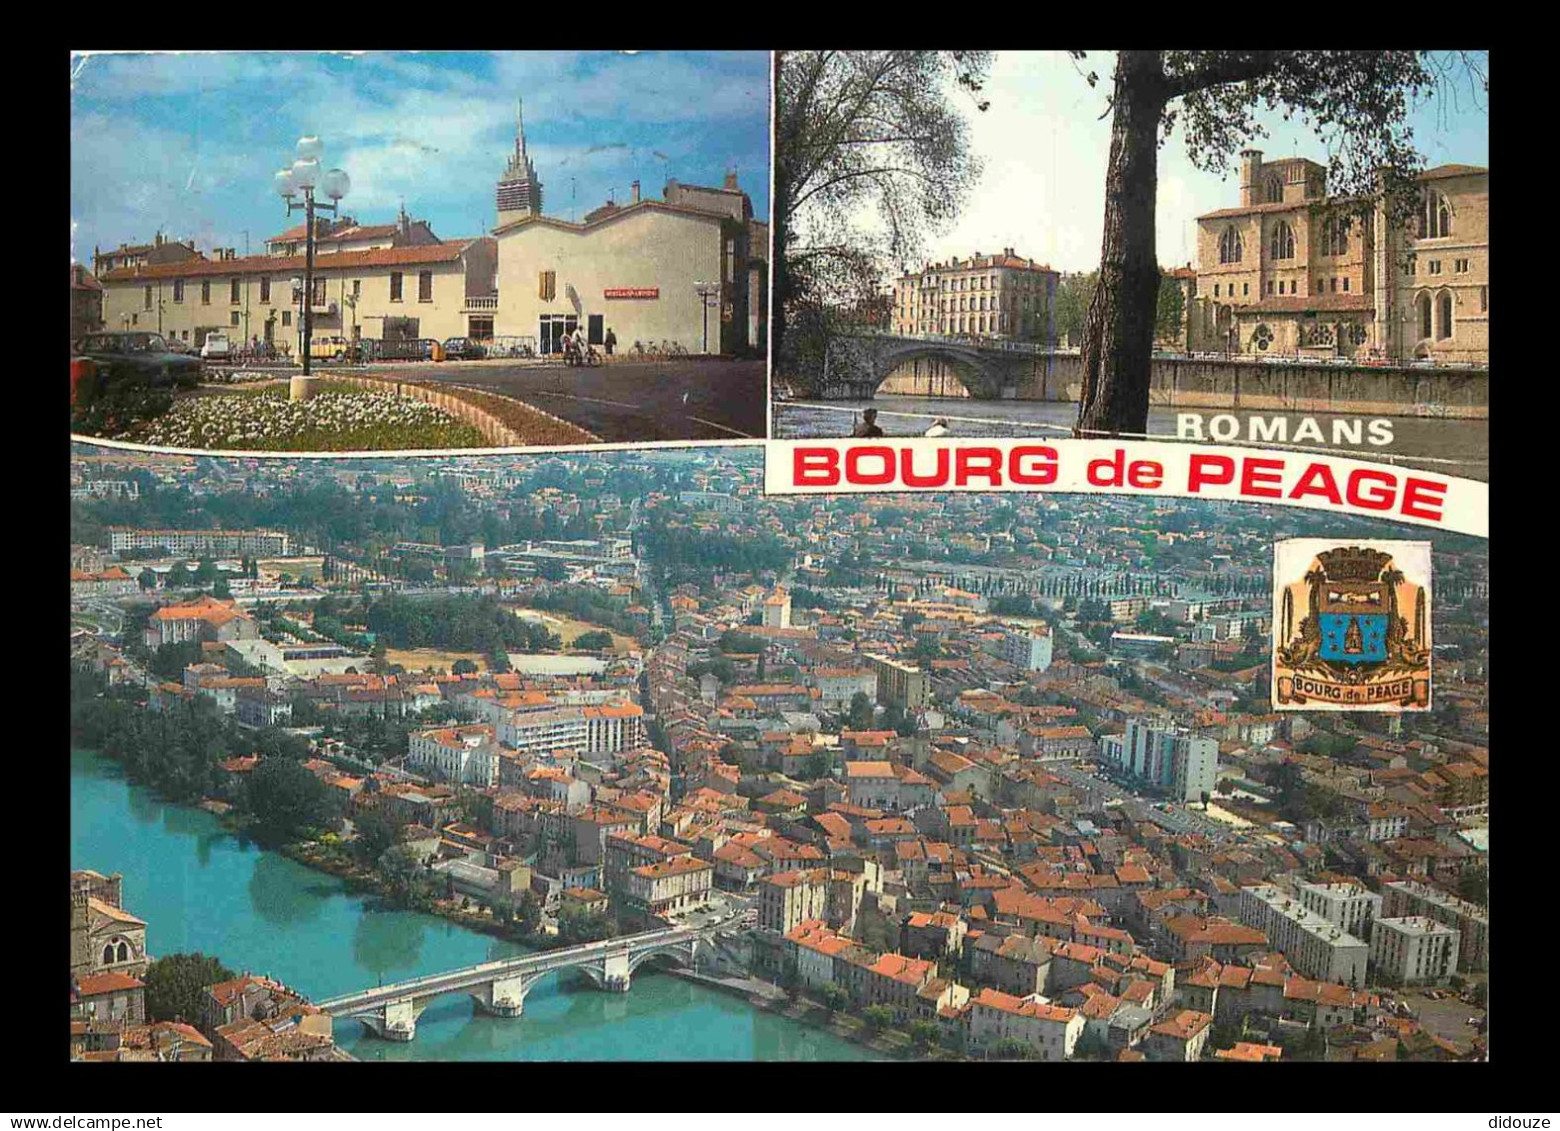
xmin=363 ymin=337 xmax=436 ymax=362
xmin=200 ymin=332 xmax=232 ymax=360
xmin=442 ymin=336 xmax=488 ymax=360
xmin=165 ymin=337 xmax=196 ymax=355
xmin=308 ymin=335 xmax=354 ymax=362
xmin=73 ymin=331 xmax=202 ymax=388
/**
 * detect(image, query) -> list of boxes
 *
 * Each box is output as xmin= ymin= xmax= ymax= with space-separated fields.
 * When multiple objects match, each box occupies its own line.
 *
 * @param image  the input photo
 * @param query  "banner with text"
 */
xmin=764 ymin=439 xmax=1488 ymax=539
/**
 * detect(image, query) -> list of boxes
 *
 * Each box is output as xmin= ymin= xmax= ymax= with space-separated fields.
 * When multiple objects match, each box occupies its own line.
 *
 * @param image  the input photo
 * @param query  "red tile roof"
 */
xmin=99 ymin=240 xmax=486 ymax=283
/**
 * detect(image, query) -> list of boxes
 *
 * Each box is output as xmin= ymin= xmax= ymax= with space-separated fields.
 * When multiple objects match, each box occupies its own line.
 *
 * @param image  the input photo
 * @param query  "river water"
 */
xmin=772 ymin=397 xmax=1489 ymax=480
xmin=70 ymin=748 xmax=880 ymax=1061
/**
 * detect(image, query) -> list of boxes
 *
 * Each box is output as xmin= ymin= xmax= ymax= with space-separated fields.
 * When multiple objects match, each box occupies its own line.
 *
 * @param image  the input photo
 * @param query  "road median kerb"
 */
xmin=333 ymin=372 xmax=599 ymax=447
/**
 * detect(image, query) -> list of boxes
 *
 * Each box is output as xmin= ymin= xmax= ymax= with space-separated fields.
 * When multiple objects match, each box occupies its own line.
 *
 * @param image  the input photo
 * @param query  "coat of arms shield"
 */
xmin=1272 ymin=539 xmax=1432 ymax=711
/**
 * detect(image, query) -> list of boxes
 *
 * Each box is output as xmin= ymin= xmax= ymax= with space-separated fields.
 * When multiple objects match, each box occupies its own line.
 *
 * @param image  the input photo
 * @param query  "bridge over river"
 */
xmin=315 ymin=923 xmax=720 ymax=1041
xmin=810 ymin=332 xmax=1488 ymax=420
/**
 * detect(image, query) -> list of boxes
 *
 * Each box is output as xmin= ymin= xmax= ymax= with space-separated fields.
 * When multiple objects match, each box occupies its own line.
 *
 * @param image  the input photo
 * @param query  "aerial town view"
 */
xmin=69 ymin=442 xmax=1489 ymax=1063
xmin=772 ymin=49 xmax=1487 ymax=475
xmin=69 ymin=50 xmax=770 ymax=450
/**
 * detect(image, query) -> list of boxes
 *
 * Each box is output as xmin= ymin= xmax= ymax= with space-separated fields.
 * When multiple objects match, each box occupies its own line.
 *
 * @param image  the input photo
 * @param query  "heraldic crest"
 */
xmin=1273 ymin=540 xmax=1431 ymax=711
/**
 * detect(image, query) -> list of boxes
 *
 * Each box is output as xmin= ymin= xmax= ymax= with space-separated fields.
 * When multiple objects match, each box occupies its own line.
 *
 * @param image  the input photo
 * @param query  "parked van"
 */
xmin=200 ymin=332 xmax=232 ymax=360
xmin=309 ymin=335 xmax=353 ymax=362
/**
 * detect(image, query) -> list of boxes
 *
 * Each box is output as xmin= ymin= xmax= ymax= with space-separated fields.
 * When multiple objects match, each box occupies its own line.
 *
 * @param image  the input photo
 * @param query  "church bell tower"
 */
xmin=496 ymin=97 xmax=543 ymax=227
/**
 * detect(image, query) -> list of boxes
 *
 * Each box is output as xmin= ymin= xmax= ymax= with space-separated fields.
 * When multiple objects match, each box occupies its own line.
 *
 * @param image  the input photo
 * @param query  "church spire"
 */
xmin=497 ymin=93 xmax=543 ymax=224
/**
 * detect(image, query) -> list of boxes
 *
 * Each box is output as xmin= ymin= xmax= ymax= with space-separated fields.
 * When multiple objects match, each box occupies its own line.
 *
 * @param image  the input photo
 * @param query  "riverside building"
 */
xmin=891 ymin=250 xmax=1059 ymax=340
xmin=1192 ymin=150 xmax=1488 ymax=364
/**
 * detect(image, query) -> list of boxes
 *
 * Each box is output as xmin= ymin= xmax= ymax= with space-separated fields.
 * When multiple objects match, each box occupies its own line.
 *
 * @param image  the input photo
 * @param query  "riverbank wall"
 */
xmin=1013 ymin=354 xmax=1487 ymax=418
xmin=847 ymin=352 xmax=1491 ymax=419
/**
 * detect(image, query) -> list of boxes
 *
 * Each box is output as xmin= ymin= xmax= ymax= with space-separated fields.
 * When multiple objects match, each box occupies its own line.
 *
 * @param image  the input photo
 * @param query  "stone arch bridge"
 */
xmin=820 ymin=333 xmax=1061 ymax=400
xmin=315 ymin=924 xmax=713 ymax=1042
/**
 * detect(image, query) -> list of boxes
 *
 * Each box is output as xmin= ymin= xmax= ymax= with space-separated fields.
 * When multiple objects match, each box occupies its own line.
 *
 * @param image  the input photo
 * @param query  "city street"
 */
xmin=373 ymin=357 xmax=768 ymax=444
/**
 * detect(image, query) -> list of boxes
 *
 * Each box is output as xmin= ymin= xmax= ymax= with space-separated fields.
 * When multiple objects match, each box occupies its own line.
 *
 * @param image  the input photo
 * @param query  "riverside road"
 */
xmin=372 ymin=357 xmax=767 ymax=443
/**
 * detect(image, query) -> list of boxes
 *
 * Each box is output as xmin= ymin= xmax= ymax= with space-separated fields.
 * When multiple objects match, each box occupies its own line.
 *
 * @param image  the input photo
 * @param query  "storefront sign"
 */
xmin=604 ymin=287 xmax=659 ymax=299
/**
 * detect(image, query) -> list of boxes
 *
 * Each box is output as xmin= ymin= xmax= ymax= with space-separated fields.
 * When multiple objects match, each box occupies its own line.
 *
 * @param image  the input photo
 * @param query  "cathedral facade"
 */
xmin=1190 ymin=150 xmax=1488 ymax=366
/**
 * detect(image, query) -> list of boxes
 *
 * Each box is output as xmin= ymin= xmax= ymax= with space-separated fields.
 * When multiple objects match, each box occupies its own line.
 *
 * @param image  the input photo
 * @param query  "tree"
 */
xmin=847 ymin=691 xmax=876 ymax=731
xmin=774 ymin=51 xmax=990 ymax=385
xmin=378 ymin=843 xmax=428 ymax=905
xmin=1457 ymin=867 xmax=1488 ymax=907
xmin=244 ymin=757 xmax=338 ymax=846
xmin=143 ymin=952 xmax=235 ymax=1023
xmin=1154 ymin=273 xmax=1186 ymax=344
xmin=1054 ymin=272 xmax=1098 ymax=347
xmin=137 ymin=568 xmax=158 ymax=592
xmin=573 ymin=630 xmax=614 ymax=651
xmin=353 ymin=807 xmax=404 ymax=866
xmin=861 ymin=1004 xmax=894 ymax=1034
xmin=819 ymin=982 xmax=850 ymax=1016
xmin=558 ymin=908 xmax=618 ymax=946
xmin=515 ymin=890 xmax=544 ymax=935
xmin=1070 ymin=49 xmax=1483 ymax=435
xmin=991 ymin=1037 xmax=1034 ymax=1061
xmin=452 ymin=658 xmax=479 ymax=676
xmin=908 ymin=1019 xmax=941 ymax=1051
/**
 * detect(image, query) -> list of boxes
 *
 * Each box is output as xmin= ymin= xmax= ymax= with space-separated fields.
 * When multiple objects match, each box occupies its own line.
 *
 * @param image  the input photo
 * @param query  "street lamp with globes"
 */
xmin=274 ymin=136 xmax=350 ymax=401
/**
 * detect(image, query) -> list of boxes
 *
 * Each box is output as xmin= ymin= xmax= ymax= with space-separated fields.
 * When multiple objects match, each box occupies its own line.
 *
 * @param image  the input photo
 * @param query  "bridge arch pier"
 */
xmin=470 ymin=970 xmax=548 ymax=1017
xmin=578 ymin=949 xmax=633 ymax=993
xmin=346 ymin=996 xmax=427 ymax=1042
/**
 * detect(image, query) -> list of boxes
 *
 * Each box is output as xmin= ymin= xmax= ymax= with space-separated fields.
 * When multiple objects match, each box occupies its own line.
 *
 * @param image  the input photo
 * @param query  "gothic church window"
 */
xmin=1420 ymin=190 xmax=1452 ymax=239
xmin=1219 ymin=228 xmax=1243 ymax=264
xmin=1270 ymin=221 xmax=1296 ymax=261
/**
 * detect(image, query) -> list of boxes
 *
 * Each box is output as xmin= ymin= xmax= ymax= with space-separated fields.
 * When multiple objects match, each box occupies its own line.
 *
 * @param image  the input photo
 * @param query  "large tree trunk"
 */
xmin=772 ymin=50 xmax=793 ymax=382
xmin=1076 ymin=51 xmax=1167 ymax=437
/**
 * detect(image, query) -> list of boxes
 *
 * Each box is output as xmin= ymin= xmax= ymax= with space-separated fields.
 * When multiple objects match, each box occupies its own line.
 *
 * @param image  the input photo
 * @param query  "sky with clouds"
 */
xmin=912 ymin=51 xmax=1490 ymax=275
xmin=70 ymin=50 xmax=771 ymax=262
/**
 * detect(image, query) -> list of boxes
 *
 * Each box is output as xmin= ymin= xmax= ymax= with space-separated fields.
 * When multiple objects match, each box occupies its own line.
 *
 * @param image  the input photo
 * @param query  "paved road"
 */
xmin=373 ymin=358 xmax=767 ymax=443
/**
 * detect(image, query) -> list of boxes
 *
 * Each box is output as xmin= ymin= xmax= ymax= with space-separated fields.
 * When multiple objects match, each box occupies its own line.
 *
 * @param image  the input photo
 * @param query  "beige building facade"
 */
xmin=891 ymin=250 xmax=1059 ymax=340
xmin=89 ymin=102 xmax=769 ymax=356
xmin=494 ymin=176 xmax=765 ymax=357
xmin=1193 ymin=150 xmax=1488 ymax=365
xmin=98 ymin=235 xmax=497 ymax=351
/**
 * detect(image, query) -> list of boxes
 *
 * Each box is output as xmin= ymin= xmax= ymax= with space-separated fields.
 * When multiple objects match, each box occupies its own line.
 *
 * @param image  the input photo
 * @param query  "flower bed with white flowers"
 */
xmin=113 ymin=382 xmax=488 ymax=451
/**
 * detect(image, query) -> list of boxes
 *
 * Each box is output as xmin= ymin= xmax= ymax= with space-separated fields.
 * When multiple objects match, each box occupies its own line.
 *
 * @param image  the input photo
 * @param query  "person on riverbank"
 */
xmin=851 ymin=409 xmax=884 ymax=438
xmin=924 ymin=418 xmax=950 ymax=437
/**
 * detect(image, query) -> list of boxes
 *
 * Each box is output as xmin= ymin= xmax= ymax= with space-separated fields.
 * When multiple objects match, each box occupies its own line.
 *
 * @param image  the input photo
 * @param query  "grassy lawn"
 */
xmin=507 ymin=606 xmax=638 ymax=654
xmin=384 ymin=647 xmax=491 ymax=675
